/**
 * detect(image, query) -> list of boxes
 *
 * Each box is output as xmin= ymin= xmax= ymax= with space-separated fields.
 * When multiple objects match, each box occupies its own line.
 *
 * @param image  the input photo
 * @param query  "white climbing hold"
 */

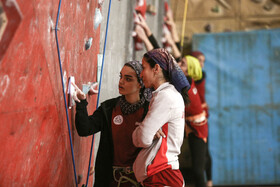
xmin=94 ymin=8 xmax=102 ymax=30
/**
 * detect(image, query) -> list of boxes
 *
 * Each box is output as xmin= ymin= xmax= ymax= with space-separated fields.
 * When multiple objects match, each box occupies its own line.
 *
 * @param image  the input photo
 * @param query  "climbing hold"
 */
xmin=135 ymin=0 xmax=146 ymax=18
xmin=263 ymin=0 xmax=275 ymax=11
xmin=82 ymin=82 xmax=98 ymax=95
xmin=67 ymin=76 xmax=76 ymax=109
xmin=133 ymin=0 xmax=147 ymax=51
xmin=146 ymin=4 xmax=156 ymax=15
xmin=78 ymin=174 xmax=83 ymax=184
xmin=94 ymin=8 xmax=102 ymax=29
xmin=204 ymin=24 xmax=212 ymax=32
xmin=98 ymin=0 xmax=104 ymax=7
xmin=211 ymin=5 xmax=220 ymax=13
xmin=85 ymin=37 xmax=93 ymax=50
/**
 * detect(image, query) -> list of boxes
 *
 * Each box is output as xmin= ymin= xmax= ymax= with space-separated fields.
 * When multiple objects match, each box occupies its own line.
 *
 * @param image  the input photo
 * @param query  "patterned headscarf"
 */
xmin=119 ymin=61 xmax=152 ymax=115
xmin=146 ymin=48 xmax=190 ymax=92
xmin=125 ymin=60 xmax=144 ymax=88
xmin=125 ymin=61 xmax=153 ymax=101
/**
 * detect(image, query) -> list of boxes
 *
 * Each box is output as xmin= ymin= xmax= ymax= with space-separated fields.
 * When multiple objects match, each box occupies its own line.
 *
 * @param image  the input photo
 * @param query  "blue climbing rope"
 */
xmin=54 ymin=0 xmax=78 ymax=186
xmin=84 ymin=0 xmax=112 ymax=186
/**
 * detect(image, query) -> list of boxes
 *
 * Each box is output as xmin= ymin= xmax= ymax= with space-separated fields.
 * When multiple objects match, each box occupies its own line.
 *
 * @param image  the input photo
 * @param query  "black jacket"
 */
xmin=75 ymin=96 xmax=149 ymax=186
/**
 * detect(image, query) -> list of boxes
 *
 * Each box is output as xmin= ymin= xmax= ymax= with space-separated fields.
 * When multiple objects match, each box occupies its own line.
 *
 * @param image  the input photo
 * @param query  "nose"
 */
xmin=119 ymin=77 xmax=124 ymax=85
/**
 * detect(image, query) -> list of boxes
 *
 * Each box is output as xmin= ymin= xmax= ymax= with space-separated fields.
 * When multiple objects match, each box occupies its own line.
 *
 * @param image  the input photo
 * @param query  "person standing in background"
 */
xmin=192 ymin=51 xmax=213 ymax=187
xmin=179 ymin=56 xmax=208 ymax=187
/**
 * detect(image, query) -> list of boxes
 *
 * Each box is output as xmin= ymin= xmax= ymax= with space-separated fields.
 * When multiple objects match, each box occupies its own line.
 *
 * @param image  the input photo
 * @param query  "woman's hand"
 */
xmin=135 ymin=24 xmax=147 ymax=41
xmin=71 ymin=82 xmax=86 ymax=102
xmin=135 ymin=14 xmax=152 ymax=36
xmin=165 ymin=9 xmax=175 ymax=27
xmin=154 ymin=129 xmax=166 ymax=139
xmin=134 ymin=24 xmax=154 ymax=51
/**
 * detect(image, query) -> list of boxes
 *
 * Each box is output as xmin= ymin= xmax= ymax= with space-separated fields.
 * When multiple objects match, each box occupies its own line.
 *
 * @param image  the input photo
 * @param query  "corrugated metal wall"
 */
xmin=192 ymin=29 xmax=280 ymax=185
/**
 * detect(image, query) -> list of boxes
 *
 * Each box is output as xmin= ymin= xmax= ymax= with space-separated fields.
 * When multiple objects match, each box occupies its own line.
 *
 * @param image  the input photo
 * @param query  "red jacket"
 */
xmin=195 ymin=71 xmax=209 ymax=118
xmin=185 ymin=78 xmax=208 ymax=139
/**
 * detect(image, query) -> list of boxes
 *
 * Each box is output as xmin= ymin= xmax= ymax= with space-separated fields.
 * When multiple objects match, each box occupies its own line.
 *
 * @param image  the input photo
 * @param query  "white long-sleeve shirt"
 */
xmin=132 ymin=82 xmax=185 ymax=182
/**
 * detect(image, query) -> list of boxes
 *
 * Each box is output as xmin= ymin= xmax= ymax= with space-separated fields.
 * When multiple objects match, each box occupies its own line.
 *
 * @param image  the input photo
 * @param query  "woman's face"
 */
xmin=140 ymin=59 xmax=155 ymax=88
xmin=197 ymin=55 xmax=205 ymax=68
xmin=118 ymin=65 xmax=141 ymax=96
xmin=178 ymin=57 xmax=188 ymax=76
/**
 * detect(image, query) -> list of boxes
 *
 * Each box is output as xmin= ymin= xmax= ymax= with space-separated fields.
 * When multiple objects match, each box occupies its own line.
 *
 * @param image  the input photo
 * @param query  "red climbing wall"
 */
xmin=0 ymin=0 xmax=100 ymax=186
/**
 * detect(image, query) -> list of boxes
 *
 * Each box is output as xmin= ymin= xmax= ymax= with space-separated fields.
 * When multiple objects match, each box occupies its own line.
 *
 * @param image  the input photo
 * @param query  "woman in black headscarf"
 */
xmin=74 ymin=61 xmax=150 ymax=187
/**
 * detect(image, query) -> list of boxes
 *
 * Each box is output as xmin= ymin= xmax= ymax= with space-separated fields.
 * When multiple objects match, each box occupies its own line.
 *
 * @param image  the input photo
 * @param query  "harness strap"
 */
xmin=113 ymin=166 xmax=141 ymax=187
xmin=186 ymin=110 xmax=206 ymax=124
xmin=113 ymin=166 xmax=133 ymax=174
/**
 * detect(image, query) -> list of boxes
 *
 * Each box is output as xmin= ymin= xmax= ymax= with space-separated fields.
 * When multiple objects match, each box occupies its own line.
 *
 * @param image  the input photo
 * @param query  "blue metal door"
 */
xmin=192 ymin=29 xmax=280 ymax=185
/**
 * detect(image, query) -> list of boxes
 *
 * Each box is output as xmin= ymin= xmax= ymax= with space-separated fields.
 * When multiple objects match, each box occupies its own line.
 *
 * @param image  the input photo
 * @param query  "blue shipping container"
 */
xmin=192 ymin=29 xmax=280 ymax=185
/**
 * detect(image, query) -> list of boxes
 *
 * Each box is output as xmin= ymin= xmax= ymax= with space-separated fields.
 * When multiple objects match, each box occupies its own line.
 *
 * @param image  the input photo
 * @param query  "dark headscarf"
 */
xmin=146 ymin=48 xmax=190 ymax=92
xmin=191 ymin=51 xmax=204 ymax=59
xmin=125 ymin=60 xmax=144 ymax=88
xmin=119 ymin=61 xmax=152 ymax=115
xmin=125 ymin=61 xmax=153 ymax=101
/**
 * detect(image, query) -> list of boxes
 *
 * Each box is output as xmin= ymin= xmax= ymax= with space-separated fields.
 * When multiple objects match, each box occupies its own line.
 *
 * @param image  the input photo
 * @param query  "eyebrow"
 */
xmin=124 ymin=75 xmax=134 ymax=78
xmin=120 ymin=73 xmax=136 ymax=78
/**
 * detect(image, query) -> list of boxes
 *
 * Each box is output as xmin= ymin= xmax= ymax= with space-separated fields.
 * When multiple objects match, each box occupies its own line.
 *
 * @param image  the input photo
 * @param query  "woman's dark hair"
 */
xmin=183 ymin=75 xmax=194 ymax=105
xmin=181 ymin=86 xmax=190 ymax=105
xmin=143 ymin=53 xmax=170 ymax=82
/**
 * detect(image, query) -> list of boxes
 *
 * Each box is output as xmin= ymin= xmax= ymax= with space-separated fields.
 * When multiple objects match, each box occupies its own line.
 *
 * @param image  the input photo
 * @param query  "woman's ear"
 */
xmin=153 ymin=64 xmax=161 ymax=74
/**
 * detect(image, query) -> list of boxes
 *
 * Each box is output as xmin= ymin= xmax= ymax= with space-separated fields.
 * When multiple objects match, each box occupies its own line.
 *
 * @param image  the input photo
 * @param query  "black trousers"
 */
xmin=188 ymin=133 xmax=207 ymax=187
xmin=205 ymin=137 xmax=212 ymax=181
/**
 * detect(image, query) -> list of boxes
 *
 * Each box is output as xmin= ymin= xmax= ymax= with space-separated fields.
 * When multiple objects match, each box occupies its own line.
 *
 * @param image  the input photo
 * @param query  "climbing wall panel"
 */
xmin=175 ymin=19 xmax=239 ymax=44
xmin=170 ymin=0 xmax=280 ymax=47
xmin=0 ymin=0 xmax=100 ymax=186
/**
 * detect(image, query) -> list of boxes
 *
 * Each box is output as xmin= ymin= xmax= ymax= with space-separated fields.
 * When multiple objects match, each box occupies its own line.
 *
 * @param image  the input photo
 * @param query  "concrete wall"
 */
xmin=99 ymin=0 xmax=164 ymax=103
